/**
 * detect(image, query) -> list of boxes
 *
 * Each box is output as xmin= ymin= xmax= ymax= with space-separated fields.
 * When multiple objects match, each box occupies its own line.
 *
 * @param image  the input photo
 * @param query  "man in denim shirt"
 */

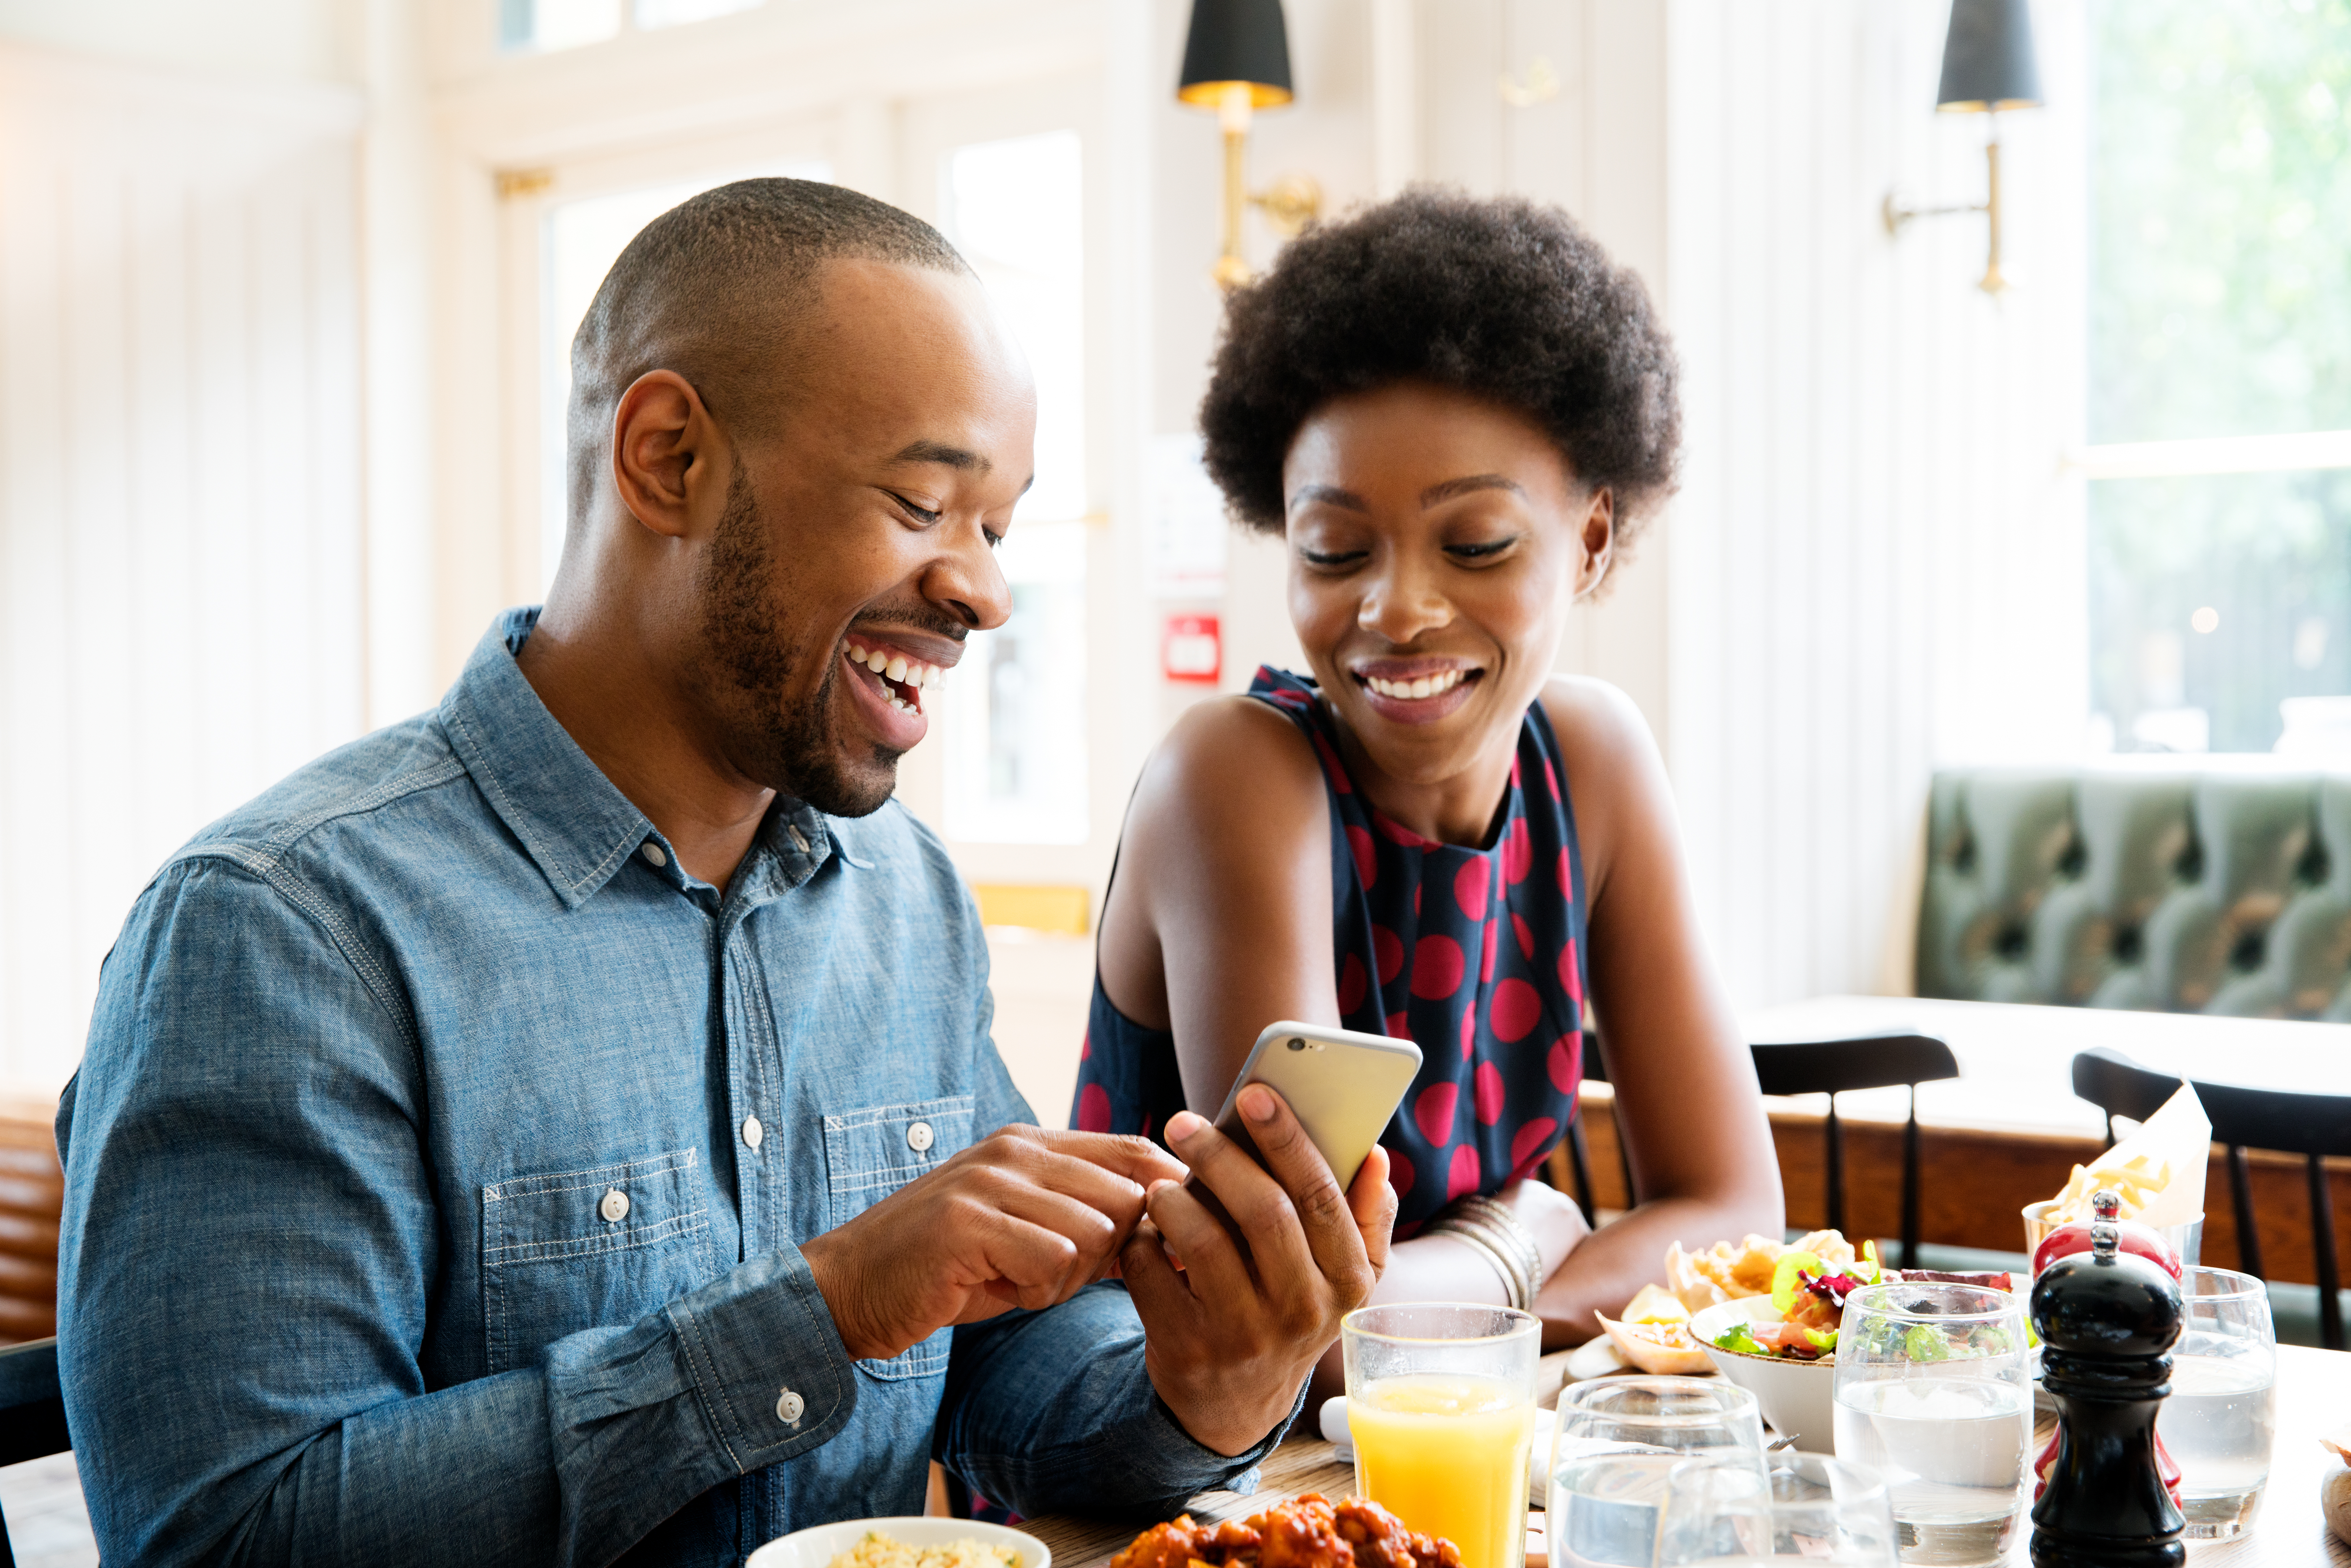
xmin=55 ymin=180 xmax=1396 ymax=1567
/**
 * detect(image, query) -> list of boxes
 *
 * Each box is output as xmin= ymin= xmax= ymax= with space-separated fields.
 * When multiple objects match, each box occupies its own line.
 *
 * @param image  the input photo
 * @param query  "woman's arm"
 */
xmin=1535 ymin=677 xmax=1785 ymax=1343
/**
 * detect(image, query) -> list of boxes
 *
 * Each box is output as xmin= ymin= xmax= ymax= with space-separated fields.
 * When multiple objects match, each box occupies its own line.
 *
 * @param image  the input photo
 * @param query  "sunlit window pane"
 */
xmin=943 ymin=131 xmax=1087 ymax=522
xmin=539 ymin=166 xmax=831 ymax=591
xmin=634 ymin=0 xmax=761 ymax=30
xmin=2087 ymin=469 xmax=2351 ymax=753
xmin=938 ymin=131 xmax=1088 ymax=844
xmin=499 ymin=0 xmax=621 ymax=52
xmin=2089 ymin=0 xmax=2351 ymax=443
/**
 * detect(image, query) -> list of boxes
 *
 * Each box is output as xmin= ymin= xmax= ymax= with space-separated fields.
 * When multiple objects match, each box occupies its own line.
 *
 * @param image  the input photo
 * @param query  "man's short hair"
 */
xmin=566 ymin=178 xmax=968 ymax=525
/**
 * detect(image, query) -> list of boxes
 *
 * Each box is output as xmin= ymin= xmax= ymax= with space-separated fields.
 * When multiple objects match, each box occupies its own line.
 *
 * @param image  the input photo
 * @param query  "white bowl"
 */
xmin=1689 ymin=1297 xmax=1836 ymax=1454
xmin=748 ymin=1518 xmax=1051 ymax=1568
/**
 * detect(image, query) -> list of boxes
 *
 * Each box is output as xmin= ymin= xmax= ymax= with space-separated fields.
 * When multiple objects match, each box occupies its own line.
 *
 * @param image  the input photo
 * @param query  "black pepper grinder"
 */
xmin=2029 ymin=1188 xmax=2186 ymax=1568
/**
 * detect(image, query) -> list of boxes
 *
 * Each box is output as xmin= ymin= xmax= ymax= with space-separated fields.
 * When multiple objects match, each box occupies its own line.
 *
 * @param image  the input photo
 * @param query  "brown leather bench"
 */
xmin=0 ymin=1096 xmax=62 ymax=1346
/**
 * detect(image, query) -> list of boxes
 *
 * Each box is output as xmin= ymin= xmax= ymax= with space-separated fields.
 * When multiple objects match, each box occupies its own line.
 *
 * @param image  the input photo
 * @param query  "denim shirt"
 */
xmin=55 ymin=609 xmax=1289 ymax=1568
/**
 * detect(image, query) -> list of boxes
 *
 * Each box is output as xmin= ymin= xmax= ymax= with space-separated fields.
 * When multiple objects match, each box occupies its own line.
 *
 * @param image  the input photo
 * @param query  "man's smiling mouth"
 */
xmin=843 ymin=638 xmax=948 ymax=716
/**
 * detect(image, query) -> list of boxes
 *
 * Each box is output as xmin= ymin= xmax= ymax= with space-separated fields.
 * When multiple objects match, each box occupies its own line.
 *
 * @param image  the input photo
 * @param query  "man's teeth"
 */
xmin=1365 ymin=670 xmax=1469 ymax=700
xmin=844 ymin=642 xmax=945 ymax=691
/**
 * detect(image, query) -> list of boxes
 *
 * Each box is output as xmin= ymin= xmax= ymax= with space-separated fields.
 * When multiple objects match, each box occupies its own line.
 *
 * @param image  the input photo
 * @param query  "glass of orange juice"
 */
xmin=1343 ymin=1303 xmax=1542 ymax=1568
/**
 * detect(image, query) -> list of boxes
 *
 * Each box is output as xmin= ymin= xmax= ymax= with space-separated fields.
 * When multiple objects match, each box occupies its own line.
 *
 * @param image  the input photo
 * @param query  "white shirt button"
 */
xmin=598 ymin=1188 xmax=630 ymax=1223
xmin=742 ymin=1115 xmax=764 ymax=1150
xmin=787 ymin=825 xmax=811 ymax=853
xmin=640 ymin=842 xmax=668 ymax=868
xmin=906 ymin=1121 xmax=935 ymax=1153
xmin=776 ymin=1387 xmax=805 ymax=1425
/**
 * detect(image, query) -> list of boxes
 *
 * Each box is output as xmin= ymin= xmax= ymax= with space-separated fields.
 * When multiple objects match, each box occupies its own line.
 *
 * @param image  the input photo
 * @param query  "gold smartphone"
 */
xmin=1208 ymin=1020 xmax=1424 ymax=1189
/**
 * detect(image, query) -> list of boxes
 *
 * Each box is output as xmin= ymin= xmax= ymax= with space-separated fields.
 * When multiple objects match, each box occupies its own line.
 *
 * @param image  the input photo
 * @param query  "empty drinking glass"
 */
xmin=1831 ymin=1283 xmax=2032 ymax=1566
xmin=1657 ymin=1453 xmax=1900 ymax=1567
xmin=2153 ymin=1265 xmax=2276 ymax=1541
xmin=1548 ymin=1377 xmax=1768 ymax=1568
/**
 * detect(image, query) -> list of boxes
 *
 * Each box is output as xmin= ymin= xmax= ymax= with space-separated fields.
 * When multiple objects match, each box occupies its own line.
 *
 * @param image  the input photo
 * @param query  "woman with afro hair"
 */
xmin=1074 ymin=189 xmax=1782 ymax=1380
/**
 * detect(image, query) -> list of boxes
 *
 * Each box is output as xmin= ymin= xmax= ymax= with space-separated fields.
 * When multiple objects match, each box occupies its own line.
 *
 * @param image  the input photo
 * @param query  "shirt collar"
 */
xmin=439 ymin=608 xmax=659 ymax=909
xmin=440 ymin=608 xmax=843 ymax=911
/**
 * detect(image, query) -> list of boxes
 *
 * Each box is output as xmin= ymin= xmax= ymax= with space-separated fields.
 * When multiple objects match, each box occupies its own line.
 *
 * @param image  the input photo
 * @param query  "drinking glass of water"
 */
xmin=1548 ymin=1377 xmax=1767 ymax=1568
xmin=1831 ymin=1283 xmax=2032 ymax=1566
xmin=2153 ymin=1265 xmax=2275 ymax=1541
xmin=1656 ymin=1453 xmax=1899 ymax=1566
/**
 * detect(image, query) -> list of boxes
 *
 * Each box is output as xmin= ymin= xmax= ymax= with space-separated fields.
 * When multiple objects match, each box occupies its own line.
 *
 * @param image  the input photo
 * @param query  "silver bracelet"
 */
xmin=1453 ymin=1194 xmax=1545 ymax=1300
xmin=1425 ymin=1219 xmax=1530 ymax=1311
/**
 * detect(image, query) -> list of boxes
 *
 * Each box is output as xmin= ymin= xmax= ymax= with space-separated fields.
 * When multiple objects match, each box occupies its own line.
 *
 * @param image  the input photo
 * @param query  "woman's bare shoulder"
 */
xmin=1131 ymin=694 xmax=1328 ymax=845
xmin=1536 ymin=676 xmax=1675 ymax=895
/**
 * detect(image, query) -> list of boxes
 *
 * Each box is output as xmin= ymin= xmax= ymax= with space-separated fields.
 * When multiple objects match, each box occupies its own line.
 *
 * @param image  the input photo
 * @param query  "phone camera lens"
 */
xmin=1287 ymin=1037 xmax=1306 ymax=1052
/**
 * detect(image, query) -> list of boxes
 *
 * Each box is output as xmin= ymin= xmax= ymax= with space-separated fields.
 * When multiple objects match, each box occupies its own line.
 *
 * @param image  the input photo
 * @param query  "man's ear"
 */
xmin=1572 ymin=487 xmax=1616 ymax=600
xmin=610 ymin=370 xmax=720 ymax=541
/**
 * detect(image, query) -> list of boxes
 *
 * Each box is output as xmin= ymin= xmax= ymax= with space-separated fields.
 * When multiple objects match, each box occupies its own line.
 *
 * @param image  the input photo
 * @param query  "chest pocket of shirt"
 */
xmin=481 ymin=1147 xmax=714 ymax=1376
xmin=822 ymin=1095 xmax=975 ymax=1381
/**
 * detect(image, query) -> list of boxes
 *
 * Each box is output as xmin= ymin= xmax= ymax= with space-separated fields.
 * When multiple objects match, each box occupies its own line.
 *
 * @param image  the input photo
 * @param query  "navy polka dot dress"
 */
xmin=1073 ymin=666 xmax=1590 ymax=1233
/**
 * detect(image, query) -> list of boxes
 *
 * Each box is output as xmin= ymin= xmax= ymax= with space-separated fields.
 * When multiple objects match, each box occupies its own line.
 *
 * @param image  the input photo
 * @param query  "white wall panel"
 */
xmin=0 ymin=44 xmax=365 ymax=1095
xmin=1665 ymin=0 xmax=2089 ymax=1006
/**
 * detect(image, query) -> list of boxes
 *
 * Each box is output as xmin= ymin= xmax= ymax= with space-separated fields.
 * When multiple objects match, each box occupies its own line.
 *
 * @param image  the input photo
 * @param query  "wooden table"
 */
xmin=1026 ymin=1345 xmax=2351 ymax=1568
xmin=1563 ymin=997 xmax=2351 ymax=1284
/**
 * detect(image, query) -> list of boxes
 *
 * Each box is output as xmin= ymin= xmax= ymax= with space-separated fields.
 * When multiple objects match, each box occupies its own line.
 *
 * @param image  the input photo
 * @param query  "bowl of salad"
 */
xmin=1688 ymin=1245 xmax=1886 ymax=1451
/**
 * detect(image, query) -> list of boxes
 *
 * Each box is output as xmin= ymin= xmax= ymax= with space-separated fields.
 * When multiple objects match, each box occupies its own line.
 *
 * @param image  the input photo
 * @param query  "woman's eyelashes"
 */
xmin=1445 ymin=531 xmax=1525 ymax=562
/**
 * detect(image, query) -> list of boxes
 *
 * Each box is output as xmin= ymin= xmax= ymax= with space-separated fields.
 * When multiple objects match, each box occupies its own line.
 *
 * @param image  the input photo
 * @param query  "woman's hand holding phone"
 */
xmin=1119 ymin=1083 xmax=1397 ymax=1456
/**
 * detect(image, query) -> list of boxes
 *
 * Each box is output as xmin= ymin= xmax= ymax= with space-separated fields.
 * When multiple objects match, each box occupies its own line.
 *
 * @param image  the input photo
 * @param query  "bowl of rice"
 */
xmin=747 ymin=1518 xmax=1050 ymax=1568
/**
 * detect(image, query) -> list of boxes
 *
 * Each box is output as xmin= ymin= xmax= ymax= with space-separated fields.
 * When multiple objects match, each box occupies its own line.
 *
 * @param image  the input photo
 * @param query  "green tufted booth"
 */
xmin=1918 ymin=767 xmax=2351 ymax=1019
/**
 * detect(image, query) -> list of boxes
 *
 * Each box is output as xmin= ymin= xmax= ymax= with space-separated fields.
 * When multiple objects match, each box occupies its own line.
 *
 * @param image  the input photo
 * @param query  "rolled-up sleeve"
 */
xmin=934 ymin=1283 xmax=1306 ymax=1521
xmin=57 ymin=860 xmax=856 ymax=1568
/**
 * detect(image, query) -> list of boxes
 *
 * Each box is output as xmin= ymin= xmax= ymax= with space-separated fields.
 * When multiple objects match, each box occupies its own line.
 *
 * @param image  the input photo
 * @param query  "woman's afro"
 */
xmin=1199 ymin=187 xmax=1681 ymax=552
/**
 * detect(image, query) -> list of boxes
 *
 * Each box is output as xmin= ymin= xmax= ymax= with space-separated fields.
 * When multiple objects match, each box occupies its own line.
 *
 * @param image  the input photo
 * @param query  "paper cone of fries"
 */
xmin=2048 ymin=1079 xmax=2211 ymax=1228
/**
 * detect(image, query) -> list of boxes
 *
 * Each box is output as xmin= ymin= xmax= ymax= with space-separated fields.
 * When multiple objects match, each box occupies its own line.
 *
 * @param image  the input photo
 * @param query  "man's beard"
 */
xmin=697 ymin=464 xmax=898 ymax=818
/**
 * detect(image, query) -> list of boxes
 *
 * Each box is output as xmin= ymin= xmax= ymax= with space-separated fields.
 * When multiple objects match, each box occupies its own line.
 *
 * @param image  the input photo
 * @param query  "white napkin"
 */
xmin=2052 ymin=1080 xmax=2209 ymax=1228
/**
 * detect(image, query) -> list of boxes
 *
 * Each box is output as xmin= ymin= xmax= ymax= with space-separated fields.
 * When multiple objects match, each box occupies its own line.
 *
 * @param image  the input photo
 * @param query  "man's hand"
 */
xmin=802 ymin=1126 xmax=1187 ymax=1362
xmin=1120 ymin=1085 xmax=1396 ymax=1456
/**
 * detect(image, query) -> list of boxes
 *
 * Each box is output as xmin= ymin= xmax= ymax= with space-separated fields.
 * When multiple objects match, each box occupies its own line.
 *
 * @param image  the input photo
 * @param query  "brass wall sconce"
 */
xmin=1178 ymin=0 xmax=1322 ymax=290
xmin=1883 ymin=0 xmax=2042 ymax=294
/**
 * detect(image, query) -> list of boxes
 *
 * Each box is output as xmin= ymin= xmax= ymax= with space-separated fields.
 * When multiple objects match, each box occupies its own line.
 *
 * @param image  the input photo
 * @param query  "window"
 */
xmin=499 ymin=0 xmax=760 ymax=53
xmin=936 ymin=129 xmax=1091 ymax=844
xmin=2084 ymin=0 xmax=2351 ymax=754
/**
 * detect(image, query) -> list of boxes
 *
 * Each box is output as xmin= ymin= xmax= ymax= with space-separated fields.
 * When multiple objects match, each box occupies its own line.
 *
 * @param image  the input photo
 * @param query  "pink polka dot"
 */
xmin=1387 ymin=1011 xmax=1410 ymax=1039
xmin=1348 ymin=825 xmax=1378 ymax=890
xmin=1475 ymin=1061 xmax=1506 ymax=1125
xmin=1510 ymin=1116 xmax=1561 ymax=1173
xmin=1079 ymin=1031 xmax=1090 ymax=1062
xmin=1501 ymin=817 xmax=1532 ymax=883
xmin=1544 ymin=759 xmax=1560 ymax=798
xmin=1547 ymin=1034 xmax=1582 ymax=1093
xmin=1374 ymin=814 xmax=1425 ymax=848
xmin=1388 ymin=1149 xmax=1416 ymax=1201
xmin=1413 ymin=1082 xmax=1459 ymax=1145
xmin=1559 ymin=847 xmax=1576 ymax=898
xmin=1410 ymin=935 xmax=1466 ymax=1000
xmin=1338 ymin=952 xmax=1368 ymax=1015
xmin=1446 ymin=1143 xmax=1482 ymax=1201
xmin=1511 ymin=756 xmax=1523 ymax=787
xmin=1460 ymin=1004 xmax=1477 ymax=1060
xmin=1479 ymin=919 xmax=1499 ymax=983
xmin=1413 ymin=883 xmax=1422 ymax=918
xmin=1490 ymin=977 xmax=1543 ymax=1043
xmin=1373 ymin=924 xmax=1404 ymax=984
xmin=1454 ymin=858 xmax=1489 ymax=922
xmin=1077 ymin=1083 xmax=1112 ymax=1132
xmin=1557 ymin=938 xmax=1583 ymax=1003
xmin=1513 ymin=913 xmax=1535 ymax=960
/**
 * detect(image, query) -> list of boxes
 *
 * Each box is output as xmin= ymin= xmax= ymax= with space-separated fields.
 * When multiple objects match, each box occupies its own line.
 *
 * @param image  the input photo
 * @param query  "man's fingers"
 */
xmin=1016 ymin=1126 xmax=1190 ymax=1188
xmin=1191 ymin=1090 xmax=1352 ymax=1289
xmin=1347 ymin=1143 xmax=1398 ymax=1279
xmin=1118 ymin=1214 xmax=1193 ymax=1326
xmin=1142 ymin=1174 xmax=1257 ymax=1303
